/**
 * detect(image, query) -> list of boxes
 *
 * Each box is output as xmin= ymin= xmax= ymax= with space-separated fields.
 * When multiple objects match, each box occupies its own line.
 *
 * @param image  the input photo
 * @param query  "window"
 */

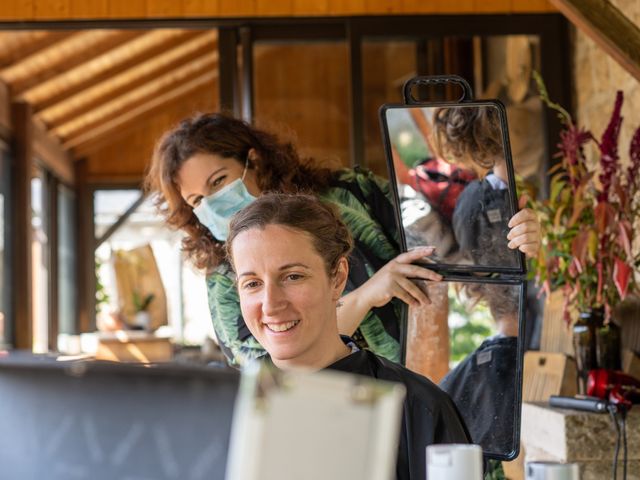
xmin=93 ymin=190 xmax=213 ymax=346
xmin=58 ymin=184 xmax=76 ymax=335
xmin=31 ymin=170 xmax=50 ymax=353
xmin=0 ymin=143 xmax=8 ymax=348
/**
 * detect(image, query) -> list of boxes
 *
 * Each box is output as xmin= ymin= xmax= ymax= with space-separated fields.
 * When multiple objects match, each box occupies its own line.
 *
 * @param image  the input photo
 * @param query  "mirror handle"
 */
xmin=403 ymin=75 xmax=474 ymax=104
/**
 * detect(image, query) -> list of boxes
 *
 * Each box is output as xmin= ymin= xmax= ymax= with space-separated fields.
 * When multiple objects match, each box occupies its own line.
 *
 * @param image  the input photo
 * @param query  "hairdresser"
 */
xmin=145 ymin=112 xmax=540 ymax=367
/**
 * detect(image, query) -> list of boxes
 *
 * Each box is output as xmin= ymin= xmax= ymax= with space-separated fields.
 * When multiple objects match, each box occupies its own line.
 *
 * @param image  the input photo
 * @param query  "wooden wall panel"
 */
xmin=363 ymin=0 xmax=396 ymax=15
xmin=255 ymin=0 xmax=293 ymax=16
xmin=325 ymin=0 xmax=366 ymax=15
xmin=0 ymin=0 xmax=34 ymax=21
xmin=33 ymin=0 xmax=69 ymax=20
xmin=512 ymin=0 xmax=554 ymax=12
xmin=475 ymin=0 xmax=513 ymax=14
xmin=107 ymin=0 xmax=146 ymax=19
xmin=183 ymin=0 xmax=218 ymax=17
xmin=253 ymin=43 xmax=350 ymax=168
xmin=84 ymin=82 xmax=217 ymax=182
xmin=218 ymin=0 xmax=256 ymax=17
xmin=146 ymin=0 xmax=180 ymax=18
xmin=69 ymin=0 xmax=109 ymax=19
xmin=0 ymin=0 xmax=556 ymax=20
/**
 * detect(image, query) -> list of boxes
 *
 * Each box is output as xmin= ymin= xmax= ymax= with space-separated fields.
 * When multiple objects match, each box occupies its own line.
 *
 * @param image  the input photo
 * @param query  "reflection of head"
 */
xmin=433 ymin=107 xmax=503 ymax=175
xmin=145 ymin=113 xmax=334 ymax=271
xmin=227 ymin=193 xmax=353 ymax=276
xmin=460 ymin=236 xmax=519 ymax=334
xmin=462 ymin=283 xmax=519 ymax=324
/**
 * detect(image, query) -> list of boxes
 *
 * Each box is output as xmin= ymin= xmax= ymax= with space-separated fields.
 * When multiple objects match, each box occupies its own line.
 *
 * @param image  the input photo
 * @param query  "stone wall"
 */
xmin=573 ymin=0 xmax=640 ymax=165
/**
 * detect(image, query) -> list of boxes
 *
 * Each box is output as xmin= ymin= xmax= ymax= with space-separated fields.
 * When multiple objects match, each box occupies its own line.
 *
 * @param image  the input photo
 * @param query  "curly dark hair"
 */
xmin=144 ymin=113 xmax=336 ymax=272
xmin=433 ymin=106 xmax=504 ymax=175
xmin=226 ymin=193 xmax=354 ymax=277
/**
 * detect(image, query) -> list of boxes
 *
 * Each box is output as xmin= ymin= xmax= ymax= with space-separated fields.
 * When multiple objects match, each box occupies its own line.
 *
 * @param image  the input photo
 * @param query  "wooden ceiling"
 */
xmin=0 ymin=28 xmax=219 ymax=160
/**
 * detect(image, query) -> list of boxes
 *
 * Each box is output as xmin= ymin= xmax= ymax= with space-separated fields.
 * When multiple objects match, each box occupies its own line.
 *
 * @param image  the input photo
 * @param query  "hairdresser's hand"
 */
xmin=337 ymin=246 xmax=442 ymax=337
xmin=360 ymin=246 xmax=443 ymax=308
xmin=507 ymin=196 xmax=541 ymax=259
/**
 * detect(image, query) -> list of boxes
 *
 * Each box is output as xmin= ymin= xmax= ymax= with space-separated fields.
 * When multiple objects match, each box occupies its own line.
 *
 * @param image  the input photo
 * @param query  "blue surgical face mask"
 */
xmin=192 ymin=156 xmax=256 ymax=241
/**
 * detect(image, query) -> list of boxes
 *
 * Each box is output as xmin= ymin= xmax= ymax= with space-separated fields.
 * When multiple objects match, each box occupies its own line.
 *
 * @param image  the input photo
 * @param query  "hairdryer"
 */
xmin=587 ymin=369 xmax=640 ymax=409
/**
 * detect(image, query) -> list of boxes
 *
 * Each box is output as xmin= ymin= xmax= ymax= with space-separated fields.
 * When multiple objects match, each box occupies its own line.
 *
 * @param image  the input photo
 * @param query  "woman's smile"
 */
xmin=264 ymin=319 xmax=300 ymax=333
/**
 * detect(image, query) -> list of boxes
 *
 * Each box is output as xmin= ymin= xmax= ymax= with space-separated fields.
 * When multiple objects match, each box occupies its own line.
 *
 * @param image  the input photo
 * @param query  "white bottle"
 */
xmin=426 ymin=444 xmax=483 ymax=480
xmin=526 ymin=462 xmax=580 ymax=480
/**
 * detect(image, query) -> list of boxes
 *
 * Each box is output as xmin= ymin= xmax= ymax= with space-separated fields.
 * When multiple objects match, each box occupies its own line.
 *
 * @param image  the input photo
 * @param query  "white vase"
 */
xmin=134 ymin=311 xmax=151 ymax=331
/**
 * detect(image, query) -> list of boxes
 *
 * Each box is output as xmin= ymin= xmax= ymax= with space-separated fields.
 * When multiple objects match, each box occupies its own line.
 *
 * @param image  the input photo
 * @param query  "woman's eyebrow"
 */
xmin=237 ymin=263 xmax=310 ymax=279
xmin=278 ymin=263 xmax=310 ymax=271
xmin=185 ymin=166 xmax=226 ymax=202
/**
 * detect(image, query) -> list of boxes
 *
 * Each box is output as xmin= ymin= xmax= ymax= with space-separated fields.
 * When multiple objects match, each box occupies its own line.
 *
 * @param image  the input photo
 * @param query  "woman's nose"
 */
xmin=261 ymin=282 xmax=287 ymax=316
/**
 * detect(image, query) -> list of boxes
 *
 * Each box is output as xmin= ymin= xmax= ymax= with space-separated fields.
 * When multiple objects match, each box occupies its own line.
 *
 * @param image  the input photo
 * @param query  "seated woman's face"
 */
xmin=230 ymin=224 xmax=345 ymax=365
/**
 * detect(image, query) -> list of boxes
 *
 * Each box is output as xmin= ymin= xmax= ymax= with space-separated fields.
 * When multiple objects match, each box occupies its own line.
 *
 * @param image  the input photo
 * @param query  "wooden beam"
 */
xmin=549 ymin=0 xmax=640 ymax=82
xmin=37 ymin=31 xmax=217 ymax=127
xmin=45 ymin=171 xmax=59 ymax=351
xmin=0 ymin=31 xmax=74 ymax=69
xmin=0 ymin=30 xmax=139 ymax=94
xmin=9 ymin=101 xmax=33 ymax=350
xmin=55 ymin=53 xmax=218 ymax=141
xmin=22 ymin=29 xmax=195 ymax=111
xmin=0 ymin=80 xmax=10 ymax=134
xmin=67 ymin=71 xmax=218 ymax=153
xmin=74 ymin=158 xmax=95 ymax=333
xmin=32 ymin=117 xmax=74 ymax=185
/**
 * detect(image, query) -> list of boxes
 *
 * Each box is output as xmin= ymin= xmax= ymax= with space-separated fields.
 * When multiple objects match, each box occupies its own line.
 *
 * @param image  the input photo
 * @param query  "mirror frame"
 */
xmin=379 ymin=100 xmax=525 ymax=276
xmin=378 ymin=75 xmax=527 ymax=461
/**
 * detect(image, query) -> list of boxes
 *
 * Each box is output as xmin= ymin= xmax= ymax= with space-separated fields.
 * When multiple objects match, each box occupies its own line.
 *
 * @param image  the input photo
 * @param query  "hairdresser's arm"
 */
xmin=506 ymin=197 xmax=541 ymax=259
xmin=336 ymin=246 xmax=442 ymax=336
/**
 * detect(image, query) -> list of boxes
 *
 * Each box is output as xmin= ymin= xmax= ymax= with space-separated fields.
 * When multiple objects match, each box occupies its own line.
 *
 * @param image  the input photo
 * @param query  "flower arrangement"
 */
xmin=528 ymin=73 xmax=640 ymax=322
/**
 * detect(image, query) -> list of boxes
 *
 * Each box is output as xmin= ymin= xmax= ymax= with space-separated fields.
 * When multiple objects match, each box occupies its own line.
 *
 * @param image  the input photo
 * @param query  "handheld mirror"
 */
xmin=380 ymin=75 xmax=527 ymax=461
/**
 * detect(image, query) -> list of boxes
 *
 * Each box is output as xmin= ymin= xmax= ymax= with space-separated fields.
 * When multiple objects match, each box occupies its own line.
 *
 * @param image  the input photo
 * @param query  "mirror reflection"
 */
xmin=405 ymin=280 xmax=522 ymax=458
xmin=384 ymin=105 xmax=520 ymax=270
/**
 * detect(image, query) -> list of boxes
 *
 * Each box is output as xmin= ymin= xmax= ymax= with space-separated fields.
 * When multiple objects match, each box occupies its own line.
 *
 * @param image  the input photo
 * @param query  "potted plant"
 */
xmin=132 ymin=290 xmax=155 ymax=331
xmin=528 ymin=74 xmax=640 ymax=391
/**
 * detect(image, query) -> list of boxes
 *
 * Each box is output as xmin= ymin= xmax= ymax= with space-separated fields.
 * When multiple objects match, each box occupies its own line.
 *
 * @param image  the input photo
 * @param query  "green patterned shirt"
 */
xmin=206 ymin=168 xmax=403 ymax=367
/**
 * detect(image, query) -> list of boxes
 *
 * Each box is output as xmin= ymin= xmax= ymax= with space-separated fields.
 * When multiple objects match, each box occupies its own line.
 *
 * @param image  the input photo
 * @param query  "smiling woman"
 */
xmin=224 ymin=193 xmax=470 ymax=480
xmin=226 ymin=194 xmax=353 ymax=370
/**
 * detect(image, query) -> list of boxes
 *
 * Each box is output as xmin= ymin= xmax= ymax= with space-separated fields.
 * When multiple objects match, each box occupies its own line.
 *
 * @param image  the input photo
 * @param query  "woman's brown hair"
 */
xmin=226 ymin=193 xmax=353 ymax=277
xmin=144 ymin=113 xmax=335 ymax=272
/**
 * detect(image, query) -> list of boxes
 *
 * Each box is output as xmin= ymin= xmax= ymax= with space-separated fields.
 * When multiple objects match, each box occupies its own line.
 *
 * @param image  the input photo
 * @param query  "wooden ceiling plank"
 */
xmin=0 ymin=31 xmax=75 ymax=69
xmin=0 ymin=30 xmax=140 ymax=94
xmin=65 ymin=71 xmax=218 ymax=152
xmin=54 ymin=53 xmax=218 ymax=140
xmin=550 ymin=0 xmax=640 ymax=81
xmin=83 ymin=84 xmax=218 ymax=177
xmin=37 ymin=31 xmax=217 ymax=127
xmin=21 ymin=29 xmax=195 ymax=108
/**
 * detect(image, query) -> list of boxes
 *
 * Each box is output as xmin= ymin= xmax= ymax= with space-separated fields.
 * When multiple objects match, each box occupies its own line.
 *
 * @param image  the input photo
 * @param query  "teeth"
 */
xmin=266 ymin=320 xmax=299 ymax=332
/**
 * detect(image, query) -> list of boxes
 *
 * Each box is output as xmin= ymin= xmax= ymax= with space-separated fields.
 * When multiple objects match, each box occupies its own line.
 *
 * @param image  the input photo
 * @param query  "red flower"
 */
xmin=597 ymin=91 xmax=623 ymax=202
